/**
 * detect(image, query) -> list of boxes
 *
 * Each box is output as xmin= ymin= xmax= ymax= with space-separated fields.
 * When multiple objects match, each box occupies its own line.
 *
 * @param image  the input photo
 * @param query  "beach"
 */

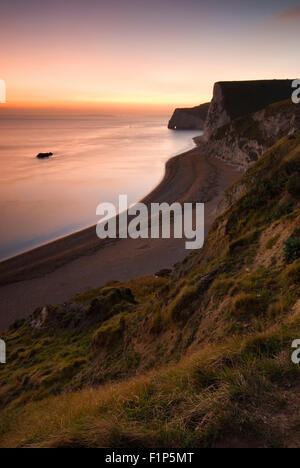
xmin=0 ymin=146 xmax=240 ymax=331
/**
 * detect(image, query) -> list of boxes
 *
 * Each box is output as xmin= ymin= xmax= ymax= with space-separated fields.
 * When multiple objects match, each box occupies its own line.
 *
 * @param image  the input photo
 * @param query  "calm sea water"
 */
xmin=0 ymin=109 xmax=201 ymax=261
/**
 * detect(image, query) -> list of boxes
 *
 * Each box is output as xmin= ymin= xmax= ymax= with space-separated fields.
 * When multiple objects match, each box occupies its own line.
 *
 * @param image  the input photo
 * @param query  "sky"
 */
xmin=0 ymin=0 xmax=299 ymax=111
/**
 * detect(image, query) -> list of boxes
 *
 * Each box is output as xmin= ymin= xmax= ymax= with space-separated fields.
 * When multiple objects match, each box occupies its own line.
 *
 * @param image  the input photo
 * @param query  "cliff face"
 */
xmin=168 ymin=80 xmax=297 ymax=167
xmin=204 ymin=80 xmax=295 ymax=140
xmin=168 ymin=102 xmax=210 ymax=130
xmin=195 ymin=99 xmax=300 ymax=169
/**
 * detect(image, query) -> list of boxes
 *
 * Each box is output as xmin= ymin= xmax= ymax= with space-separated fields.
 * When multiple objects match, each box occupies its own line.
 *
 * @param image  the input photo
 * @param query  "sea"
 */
xmin=0 ymin=109 xmax=201 ymax=261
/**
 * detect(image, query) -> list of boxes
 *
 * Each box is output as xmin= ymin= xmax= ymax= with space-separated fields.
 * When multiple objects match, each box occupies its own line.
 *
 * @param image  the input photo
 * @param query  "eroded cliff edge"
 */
xmin=194 ymin=80 xmax=300 ymax=169
xmin=203 ymin=80 xmax=294 ymax=139
xmin=168 ymin=102 xmax=210 ymax=130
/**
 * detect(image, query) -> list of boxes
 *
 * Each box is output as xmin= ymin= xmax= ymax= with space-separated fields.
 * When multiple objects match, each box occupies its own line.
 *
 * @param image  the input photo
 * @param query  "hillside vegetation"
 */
xmin=0 ymin=133 xmax=300 ymax=448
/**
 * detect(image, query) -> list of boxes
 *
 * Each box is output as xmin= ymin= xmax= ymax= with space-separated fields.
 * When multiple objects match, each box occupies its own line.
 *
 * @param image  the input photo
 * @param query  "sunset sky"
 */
xmin=0 ymin=0 xmax=299 ymax=111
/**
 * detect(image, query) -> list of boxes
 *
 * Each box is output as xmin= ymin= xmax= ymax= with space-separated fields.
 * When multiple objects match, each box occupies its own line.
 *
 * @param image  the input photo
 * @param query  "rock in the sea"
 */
xmin=36 ymin=152 xmax=53 ymax=159
xmin=168 ymin=103 xmax=210 ymax=130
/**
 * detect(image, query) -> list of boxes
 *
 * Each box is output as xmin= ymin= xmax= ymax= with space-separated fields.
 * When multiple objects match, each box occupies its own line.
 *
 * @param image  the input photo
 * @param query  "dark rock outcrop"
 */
xmin=28 ymin=287 xmax=136 ymax=332
xmin=204 ymin=80 xmax=295 ymax=139
xmin=168 ymin=103 xmax=210 ymax=130
xmin=37 ymin=152 xmax=53 ymax=159
xmin=189 ymin=79 xmax=299 ymax=169
xmin=155 ymin=269 xmax=172 ymax=278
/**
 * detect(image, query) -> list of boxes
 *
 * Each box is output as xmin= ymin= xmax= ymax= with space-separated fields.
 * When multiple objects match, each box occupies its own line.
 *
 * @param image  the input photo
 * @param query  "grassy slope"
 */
xmin=0 ymin=133 xmax=300 ymax=448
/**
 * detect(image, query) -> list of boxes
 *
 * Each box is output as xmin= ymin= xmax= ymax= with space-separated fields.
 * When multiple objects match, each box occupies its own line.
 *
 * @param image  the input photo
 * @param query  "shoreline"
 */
xmin=0 ymin=146 xmax=198 ymax=285
xmin=0 ymin=137 xmax=200 ymax=265
xmin=0 ymin=146 xmax=241 ymax=331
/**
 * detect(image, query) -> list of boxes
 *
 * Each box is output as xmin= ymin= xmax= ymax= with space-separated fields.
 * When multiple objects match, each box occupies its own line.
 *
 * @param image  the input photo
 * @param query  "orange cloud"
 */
xmin=275 ymin=5 xmax=300 ymax=21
